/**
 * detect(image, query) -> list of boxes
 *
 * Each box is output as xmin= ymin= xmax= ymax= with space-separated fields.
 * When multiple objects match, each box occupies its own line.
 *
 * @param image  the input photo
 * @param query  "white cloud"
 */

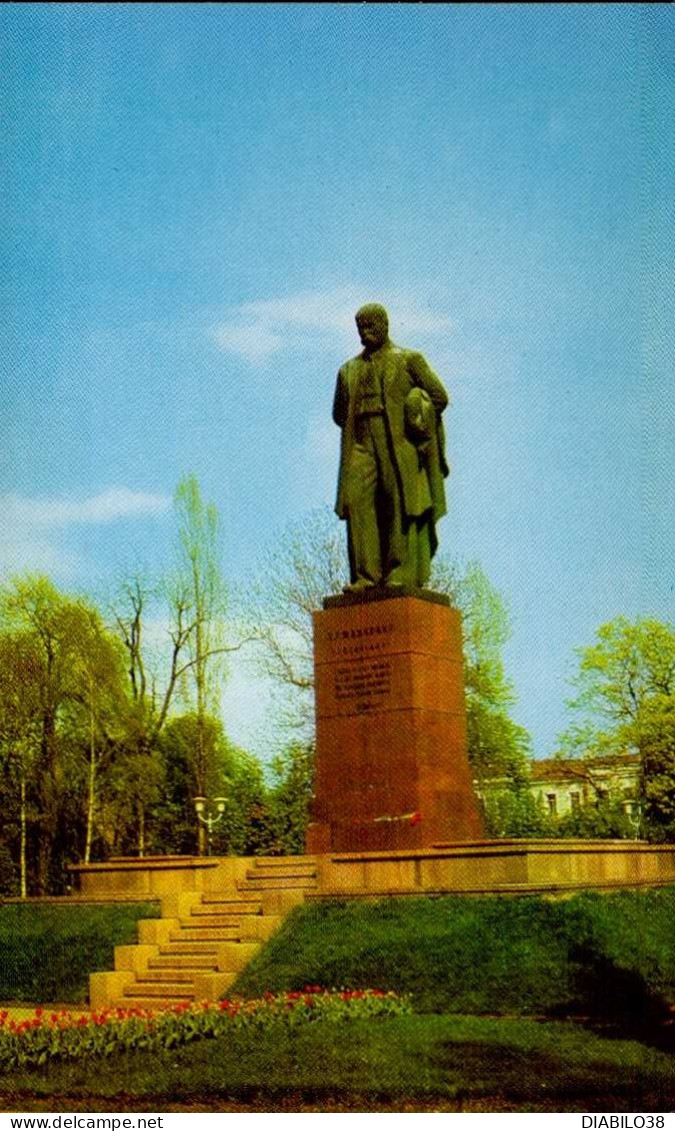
xmin=0 ymin=532 xmax=80 ymax=579
xmin=0 ymin=487 xmax=172 ymax=579
xmin=2 ymin=487 xmax=171 ymax=528
xmin=211 ymin=284 xmax=454 ymax=364
xmin=212 ymin=322 xmax=286 ymax=364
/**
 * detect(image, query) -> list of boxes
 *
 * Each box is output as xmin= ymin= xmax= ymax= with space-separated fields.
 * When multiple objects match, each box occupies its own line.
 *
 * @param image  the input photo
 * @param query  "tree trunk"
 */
xmin=20 ymin=775 xmax=27 ymax=899
xmin=84 ymin=695 xmax=96 ymax=864
xmin=36 ymin=705 xmax=58 ymax=894
xmin=138 ymin=803 xmax=145 ymax=858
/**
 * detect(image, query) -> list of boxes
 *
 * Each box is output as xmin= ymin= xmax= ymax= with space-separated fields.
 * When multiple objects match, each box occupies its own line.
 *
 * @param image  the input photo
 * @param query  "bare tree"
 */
xmin=245 ymin=507 xmax=530 ymax=781
xmin=244 ymin=507 xmax=348 ymax=736
xmin=173 ymin=475 xmax=228 ymax=811
xmin=109 ymin=478 xmax=256 ymax=854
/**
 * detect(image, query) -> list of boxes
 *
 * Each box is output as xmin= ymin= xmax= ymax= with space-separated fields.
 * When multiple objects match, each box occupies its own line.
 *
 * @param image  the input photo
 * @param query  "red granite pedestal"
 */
xmin=306 ymin=591 xmax=484 ymax=853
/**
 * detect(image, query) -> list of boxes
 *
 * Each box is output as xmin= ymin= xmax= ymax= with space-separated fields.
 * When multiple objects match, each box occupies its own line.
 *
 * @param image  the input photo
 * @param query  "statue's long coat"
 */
xmin=333 ymin=342 xmax=449 ymax=530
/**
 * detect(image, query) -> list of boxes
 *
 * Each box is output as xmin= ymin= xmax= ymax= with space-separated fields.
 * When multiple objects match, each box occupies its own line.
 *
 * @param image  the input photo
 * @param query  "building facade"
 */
xmin=527 ymin=754 xmax=641 ymax=819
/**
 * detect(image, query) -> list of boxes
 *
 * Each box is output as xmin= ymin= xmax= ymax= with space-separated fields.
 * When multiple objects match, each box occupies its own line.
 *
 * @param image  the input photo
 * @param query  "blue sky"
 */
xmin=2 ymin=4 xmax=673 ymax=762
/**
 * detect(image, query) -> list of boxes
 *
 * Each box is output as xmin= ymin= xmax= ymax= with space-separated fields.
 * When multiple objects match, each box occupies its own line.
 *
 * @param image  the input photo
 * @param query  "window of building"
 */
xmin=570 ymin=792 xmax=581 ymax=812
xmin=546 ymin=793 xmax=557 ymax=816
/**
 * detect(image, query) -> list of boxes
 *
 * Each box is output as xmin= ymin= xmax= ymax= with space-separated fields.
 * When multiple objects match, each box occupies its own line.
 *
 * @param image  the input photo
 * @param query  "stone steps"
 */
xmin=178 ymin=914 xmax=247 ymax=928
xmin=120 ymin=997 xmax=192 ymax=1010
xmin=148 ymin=953 xmax=218 ymax=970
xmin=157 ymin=942 xmax=220 ymax=957
xmin=249 ymin=859 xmax=317 ymax=872
xmin=126 ymin=980 xmax=197 ymax=998
xmin=238 ymin=875 xmax=318 ymax=891
xmin=90 ymin=857 xmax=317 ymax=1010
xmin=191 ymin=901 xmax=261 ymax=916
xmin=169 ymin=927 xmax=242 ymax=943
xmin=140 ymin=969 xmax=196 ymax=985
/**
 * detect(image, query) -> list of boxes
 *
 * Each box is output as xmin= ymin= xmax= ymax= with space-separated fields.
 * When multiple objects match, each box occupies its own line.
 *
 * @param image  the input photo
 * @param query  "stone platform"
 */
xmin=312 ymin=839 xmax=675 ymax=897
xmin=72 ymin=841 xmax=675 ymax=903
xmin=307 ymin=591 xmax=483 ymax=852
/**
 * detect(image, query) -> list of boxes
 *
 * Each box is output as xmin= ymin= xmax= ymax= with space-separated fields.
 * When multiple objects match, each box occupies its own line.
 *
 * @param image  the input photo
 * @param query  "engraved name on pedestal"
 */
xmin=318 ymin=619 xmax=396 ymax=715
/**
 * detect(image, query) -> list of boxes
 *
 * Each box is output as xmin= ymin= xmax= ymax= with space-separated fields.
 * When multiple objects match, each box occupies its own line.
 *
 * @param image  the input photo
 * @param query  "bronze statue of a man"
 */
xmin=333 ymin=304 xmax=449 ymax=592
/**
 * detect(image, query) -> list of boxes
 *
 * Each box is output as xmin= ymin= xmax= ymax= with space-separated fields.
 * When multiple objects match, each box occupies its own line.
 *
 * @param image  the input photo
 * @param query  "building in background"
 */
xmin=528 ymin=755 xmax=640 ymax=819
xmin=476 ymin=754 xmax=642 ymax=830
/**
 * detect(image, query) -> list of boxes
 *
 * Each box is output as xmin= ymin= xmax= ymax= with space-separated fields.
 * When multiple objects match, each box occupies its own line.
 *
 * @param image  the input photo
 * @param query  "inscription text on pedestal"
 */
xmin=334 ymin=658 xmax=392 ymax=713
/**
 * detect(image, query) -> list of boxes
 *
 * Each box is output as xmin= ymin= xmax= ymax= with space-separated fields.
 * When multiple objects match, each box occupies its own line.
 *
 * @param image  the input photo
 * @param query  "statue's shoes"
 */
xmin=343 ymin=580 xmax=375 ymax=593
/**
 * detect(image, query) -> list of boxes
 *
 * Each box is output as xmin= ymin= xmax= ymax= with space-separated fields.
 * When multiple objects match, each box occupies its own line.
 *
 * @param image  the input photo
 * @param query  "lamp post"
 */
xmin=193 ymin=795 xmax=227 ymax=856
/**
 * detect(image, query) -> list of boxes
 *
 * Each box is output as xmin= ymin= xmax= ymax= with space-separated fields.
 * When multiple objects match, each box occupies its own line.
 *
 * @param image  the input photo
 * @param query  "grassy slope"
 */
xmin=1 ymin=891 xmax=674 ymax=1109
xmin=233 ymin=889 xmax=675 ymax=1017
xmin=2 ymin=1015 xmax=673 ymax=1109
xmin=0 ymin=903 xmax=159 ymax=1003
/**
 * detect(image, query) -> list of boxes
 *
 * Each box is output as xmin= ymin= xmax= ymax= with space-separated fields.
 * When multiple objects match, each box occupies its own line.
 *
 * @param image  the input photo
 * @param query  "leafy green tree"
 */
xmin=482 ymin=787 xmax=548 ymax=839
xmin=151 ymin=712 xmax=278 ymax=857
xmin=65 ymin=605 xmax=128 ymax=863
xmin=431 ymin=556 xmax=531 ymax=787
xmin=558 ymin=617 xmax=675 ymax=840
xmin=0 ymin=576 xmax=128 ymax=891
xmin=560 ymin=617 xmax=675 ymax=758
xmin=0 ymin=631 xmax=42 ymax=896
xmin=154 ymin=712 xmax=231 ymax=854
xmin=265 ymin=741 xmax=316 ymax=854
xmin=483 ymin=789 xmax=637 ymax=841
xmin=554 ymin=798 xmax=637 ymax=840
xmin=212 ymin=750 xmax=275 ymax=857
xmin=0 ymin=841 xmax=17 ymax=897
xmin=431 ymin=556 xmax=532 ymax=785
xmin=640 ymin=694 xmax=675 ymax=841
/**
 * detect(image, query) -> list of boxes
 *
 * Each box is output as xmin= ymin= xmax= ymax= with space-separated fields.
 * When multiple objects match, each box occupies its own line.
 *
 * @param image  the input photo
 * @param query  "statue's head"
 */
xmin=355 ymin=304 xmax=389 ymax=353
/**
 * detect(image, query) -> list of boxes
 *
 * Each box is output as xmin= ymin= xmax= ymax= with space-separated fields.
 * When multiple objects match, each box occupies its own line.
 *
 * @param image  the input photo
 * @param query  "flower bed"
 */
xmin=0 ymin=988 xmax=411 ymax=1069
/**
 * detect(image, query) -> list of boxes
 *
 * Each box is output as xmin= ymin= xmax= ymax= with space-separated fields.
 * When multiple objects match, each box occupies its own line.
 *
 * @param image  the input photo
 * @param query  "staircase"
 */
xmin=90 ymin=857 xmax=318 ymax=1009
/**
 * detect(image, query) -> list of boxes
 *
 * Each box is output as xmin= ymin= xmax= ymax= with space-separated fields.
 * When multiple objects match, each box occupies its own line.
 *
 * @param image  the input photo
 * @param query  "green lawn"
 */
xmin=1 ymin=890 xmax=674 ymax=1111
xmin=1 ymin=1015 xmax=674 ymax=1112
xmin=0 ymin=903 xmax=159 ymax=1003
xmin=234 ymin=889 xmax=675 ymax=1020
